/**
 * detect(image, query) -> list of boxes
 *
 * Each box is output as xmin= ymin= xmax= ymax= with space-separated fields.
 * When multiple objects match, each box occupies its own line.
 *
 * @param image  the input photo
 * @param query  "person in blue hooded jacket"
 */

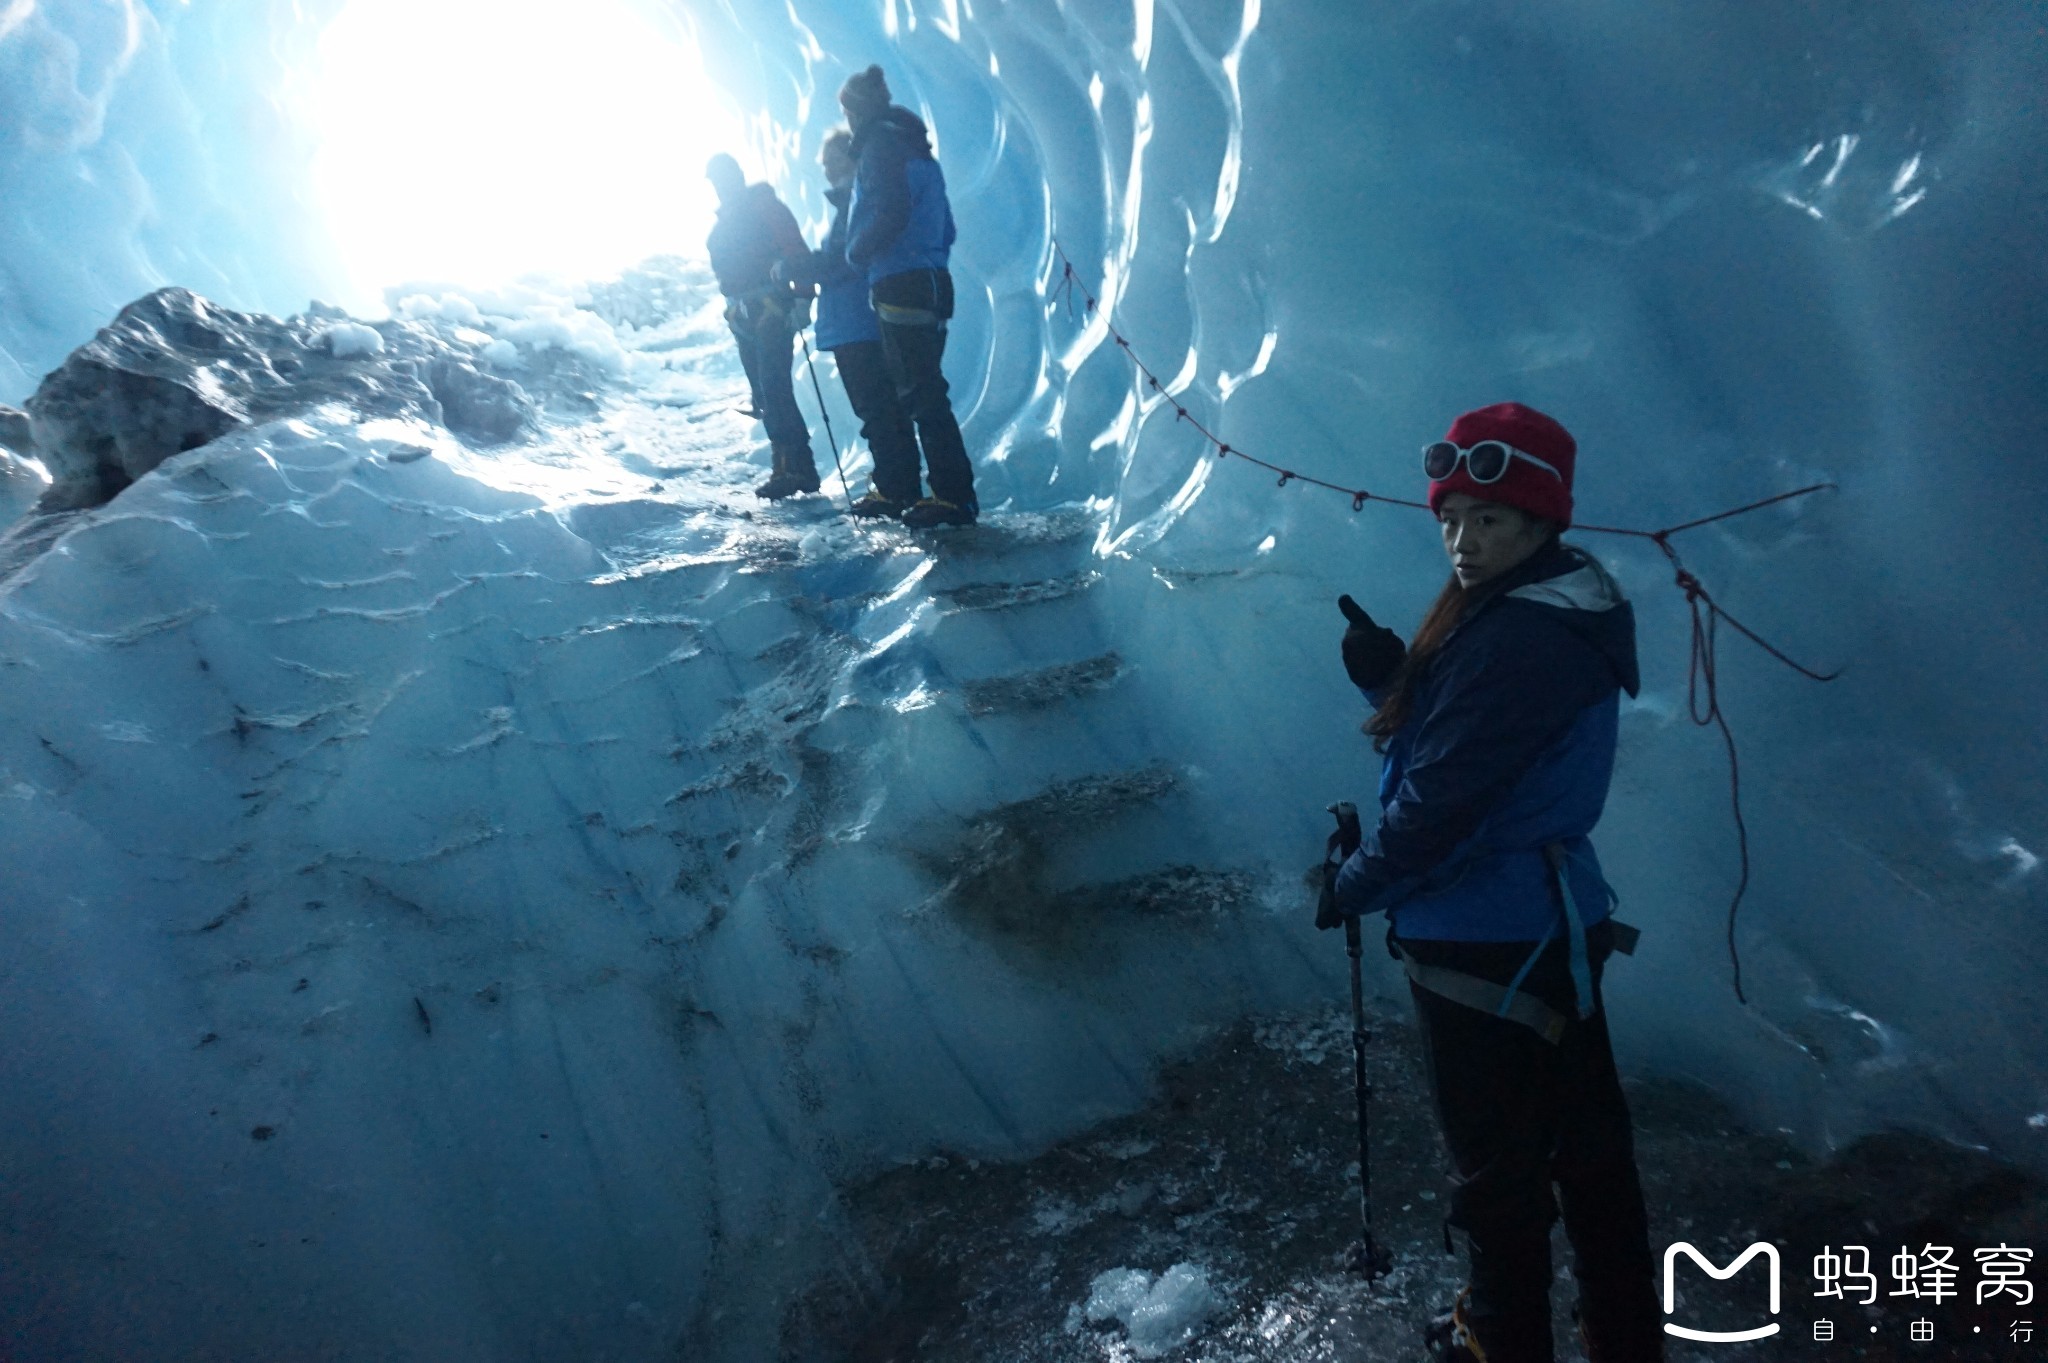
xmin=1323 ymin=403 xmax=1662 ymax=1363
xmin=782 ymin=128 xmax=922 ymax=519
xmin=836 ymin=65 xmax=978 ymax=529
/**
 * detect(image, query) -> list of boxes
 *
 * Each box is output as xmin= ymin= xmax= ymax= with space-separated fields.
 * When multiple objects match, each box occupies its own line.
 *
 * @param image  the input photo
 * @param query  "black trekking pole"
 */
xmin=798 ymin=332 xmax=857 ymax=515
xmin=1324 ymin=800 xmax=1394 ymax=1280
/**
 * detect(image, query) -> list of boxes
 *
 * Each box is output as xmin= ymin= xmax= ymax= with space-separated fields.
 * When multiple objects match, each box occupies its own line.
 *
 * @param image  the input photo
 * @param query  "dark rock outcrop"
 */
xmin=0 ymin=405 xmax=32 ymax=456
xmin=425 ymin=357 xmax=532 ymax=444
xmin=24 ymin=288 xmax=537 ymax=511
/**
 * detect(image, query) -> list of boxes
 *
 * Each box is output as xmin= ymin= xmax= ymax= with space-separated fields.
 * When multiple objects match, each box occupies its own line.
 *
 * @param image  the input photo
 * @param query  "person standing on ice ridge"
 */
xmin=836 ymin=65 xmax=978 ymax=529
xmin=1321 ymin=403 xmax=1662 ymax=1363
xmin=705 ymin=152 xmax=820 ymax=500
xmin=778 ymin=128 xmax=923 ymax=519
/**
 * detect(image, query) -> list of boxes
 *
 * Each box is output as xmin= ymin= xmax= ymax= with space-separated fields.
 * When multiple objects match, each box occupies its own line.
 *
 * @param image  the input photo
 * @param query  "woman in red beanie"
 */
xmin=1325 ymin=403 xmax=1662 ymax=1362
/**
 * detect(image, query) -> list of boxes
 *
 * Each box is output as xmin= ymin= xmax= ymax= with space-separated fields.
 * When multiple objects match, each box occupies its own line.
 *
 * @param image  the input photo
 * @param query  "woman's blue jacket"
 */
xmin=1333 ymin=540 xmax=1640 ymax=941
xmin=845 ymin=106 xmax=957 ymax=285
xmin=806 ymin=185 xmax=880 ymax=350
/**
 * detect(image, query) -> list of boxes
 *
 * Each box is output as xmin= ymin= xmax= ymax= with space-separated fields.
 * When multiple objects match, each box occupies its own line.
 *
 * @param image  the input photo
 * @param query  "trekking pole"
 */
xmin=798 ymin=333 xmax=857 ymax=515
xmin=1326 ymin=801 xmax=1394 ymax=1280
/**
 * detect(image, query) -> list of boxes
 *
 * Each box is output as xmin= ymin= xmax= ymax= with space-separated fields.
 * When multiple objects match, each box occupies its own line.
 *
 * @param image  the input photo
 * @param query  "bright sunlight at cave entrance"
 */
xmin=311 ymin=0 xmax=744 ymax=306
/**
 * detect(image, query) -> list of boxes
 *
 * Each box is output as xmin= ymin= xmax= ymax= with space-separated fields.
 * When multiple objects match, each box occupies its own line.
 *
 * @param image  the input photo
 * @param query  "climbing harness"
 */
xmin=871 ymin=299 xmax=943 ymax=328
xmin=869 ymin=268 xmax=951 ymax=330
xmin=1387 ymin=844 xmax=1639 ymax=1046
xmin=1053 ymin=239 xmax=1837 ymax=1004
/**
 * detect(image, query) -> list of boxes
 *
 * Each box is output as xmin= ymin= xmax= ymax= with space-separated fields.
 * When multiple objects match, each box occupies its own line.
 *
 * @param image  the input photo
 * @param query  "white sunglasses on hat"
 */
xmin=1422 ymin=439 xmax=1563 ymax=485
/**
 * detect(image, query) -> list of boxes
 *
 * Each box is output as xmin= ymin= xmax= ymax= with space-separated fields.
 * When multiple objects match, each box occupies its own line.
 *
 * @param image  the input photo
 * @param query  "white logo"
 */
xmin=1664 ymin=1242 xmax=1782 ymax=1343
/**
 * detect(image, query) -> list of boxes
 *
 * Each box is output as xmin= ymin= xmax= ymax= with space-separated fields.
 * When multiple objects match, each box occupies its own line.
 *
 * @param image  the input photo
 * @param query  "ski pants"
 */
xmin=728 ymin=298 xmax=814 ymax=467
xmin=871 ymin=268 xmax=976 ymax=509
xmin=1400 ymin=923 xmax=1664 ymax=1363
xmin=830 ymin=339 xmax=922 ymax=504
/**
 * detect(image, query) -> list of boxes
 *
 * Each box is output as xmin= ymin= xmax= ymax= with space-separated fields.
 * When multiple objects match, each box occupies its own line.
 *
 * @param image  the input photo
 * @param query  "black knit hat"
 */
xmin=838 ymin=65 xmax=890 ymax=114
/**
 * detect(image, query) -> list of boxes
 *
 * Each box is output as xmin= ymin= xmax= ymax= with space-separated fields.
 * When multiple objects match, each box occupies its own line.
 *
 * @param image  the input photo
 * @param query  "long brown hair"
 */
xmin=1363 ymin=572 xmax=1470 ymax=752
xmin=1367 ymin=501 xmax=1567 ymax=748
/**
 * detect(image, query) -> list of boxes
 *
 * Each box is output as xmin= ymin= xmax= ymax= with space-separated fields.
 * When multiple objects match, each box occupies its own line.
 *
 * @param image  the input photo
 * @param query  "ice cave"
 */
xmin=1 ymin=2 xmax=2044 ymax=1360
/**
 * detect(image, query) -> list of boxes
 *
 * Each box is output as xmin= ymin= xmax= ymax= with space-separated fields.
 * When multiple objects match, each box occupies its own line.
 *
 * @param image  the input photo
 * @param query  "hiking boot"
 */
xmin=848 ymin=491 xmax=909 ymax=520
xmin=1423 ymin=1292 xmax=1489 ymax=1363
xmin=756 ymin=447 xmax=822 ymax=501
xmin=756 ymin=470 xmax=821 ymax=500
xmin=899 ymin=497 xmax=976 ymax=529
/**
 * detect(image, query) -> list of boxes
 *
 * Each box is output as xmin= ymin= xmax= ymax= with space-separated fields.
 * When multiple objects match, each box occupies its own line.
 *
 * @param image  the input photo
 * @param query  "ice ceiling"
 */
xmin=2 ymin=1 xmax=2045 ymax=1360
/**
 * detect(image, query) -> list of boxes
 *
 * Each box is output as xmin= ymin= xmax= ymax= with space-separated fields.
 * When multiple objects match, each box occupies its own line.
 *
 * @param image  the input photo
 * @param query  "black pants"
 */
xmin=831 ymin=339 xmax=922 ymax=504
xmin=729 ymin=303 xmax=813 ymax=468
xmin=872 ymin=269 xmax=976 ymax=508
xmin=1401 ymin=924 xmax=1662 ymax=1363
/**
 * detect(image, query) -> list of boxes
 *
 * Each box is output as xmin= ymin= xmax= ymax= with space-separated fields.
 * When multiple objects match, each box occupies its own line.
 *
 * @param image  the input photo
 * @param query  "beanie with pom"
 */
xmin=838 ymin=65 xmax=891 ymax=115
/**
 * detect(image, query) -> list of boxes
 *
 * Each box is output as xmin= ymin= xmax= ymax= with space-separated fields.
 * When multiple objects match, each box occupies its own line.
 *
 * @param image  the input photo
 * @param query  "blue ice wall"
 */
xmin=752 ymin=0 xmax=2048 ymax=1155
xmin=2 ymin=2 xmax=2046 ymax=1360
xmin=0 ymin=0 xmax=347 ymax=398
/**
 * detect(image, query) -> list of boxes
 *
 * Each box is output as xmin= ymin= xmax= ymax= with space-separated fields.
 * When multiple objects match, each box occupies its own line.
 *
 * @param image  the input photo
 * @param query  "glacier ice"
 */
xmin=2 ymin=0 xmax=2046 ymax=1359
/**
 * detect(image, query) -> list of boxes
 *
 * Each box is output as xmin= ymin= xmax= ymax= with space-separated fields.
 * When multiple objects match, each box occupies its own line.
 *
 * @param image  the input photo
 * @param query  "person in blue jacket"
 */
xmin=1323 ymin=403 xmax=1662 ymax=1363
xmin=782 ymin=129 xmax=922 ymax=518
xmin=837 ymin=65 xmax=978 ymax=529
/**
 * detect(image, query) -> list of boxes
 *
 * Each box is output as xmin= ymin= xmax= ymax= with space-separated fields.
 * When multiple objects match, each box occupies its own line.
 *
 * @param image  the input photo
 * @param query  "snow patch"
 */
xmin=1074 ymin=1262 xmax=1222 ymax=1357
xmin=395 ymin=292 xmax=483 ymax=327
xmin=316 ymin=322 xmax=385 ymax=358
xmin=480 ymin=339 xmax=524 ymax=370
xmin=391 ymin=282 xmax=629 ymax=374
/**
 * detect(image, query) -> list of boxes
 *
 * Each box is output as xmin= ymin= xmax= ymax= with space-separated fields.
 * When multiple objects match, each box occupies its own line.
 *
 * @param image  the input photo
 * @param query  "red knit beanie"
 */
xmin=1426 ymin=402 xmax=1576 ymax=528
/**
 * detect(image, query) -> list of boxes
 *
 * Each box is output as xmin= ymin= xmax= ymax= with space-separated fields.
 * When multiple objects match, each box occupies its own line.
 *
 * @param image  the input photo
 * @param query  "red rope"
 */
xmin=1051 ymin=239 xmax=1842 ymax=1004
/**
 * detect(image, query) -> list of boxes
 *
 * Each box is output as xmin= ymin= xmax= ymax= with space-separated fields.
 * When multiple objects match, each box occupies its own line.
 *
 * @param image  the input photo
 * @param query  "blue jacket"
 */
xmin=802 ymin=185 xmax=880 ymax=350
xmin=1334 ymin=541 xmax=1640 ymax=941
xmin=846 ymin=106 xmax=956 ymax=284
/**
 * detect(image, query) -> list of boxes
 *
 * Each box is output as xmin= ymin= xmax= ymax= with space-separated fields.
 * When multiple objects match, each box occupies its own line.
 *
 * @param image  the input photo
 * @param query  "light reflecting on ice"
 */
xmin=1218 ymin=330 xmax=1277 ymax=400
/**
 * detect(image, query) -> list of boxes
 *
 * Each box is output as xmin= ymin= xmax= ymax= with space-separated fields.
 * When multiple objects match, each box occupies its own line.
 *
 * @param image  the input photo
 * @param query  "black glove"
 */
xmin=1339 ymin=594 xmax=1405 ymax=693
xmin=1315 ymin=802 xmax=1364 ymax=930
